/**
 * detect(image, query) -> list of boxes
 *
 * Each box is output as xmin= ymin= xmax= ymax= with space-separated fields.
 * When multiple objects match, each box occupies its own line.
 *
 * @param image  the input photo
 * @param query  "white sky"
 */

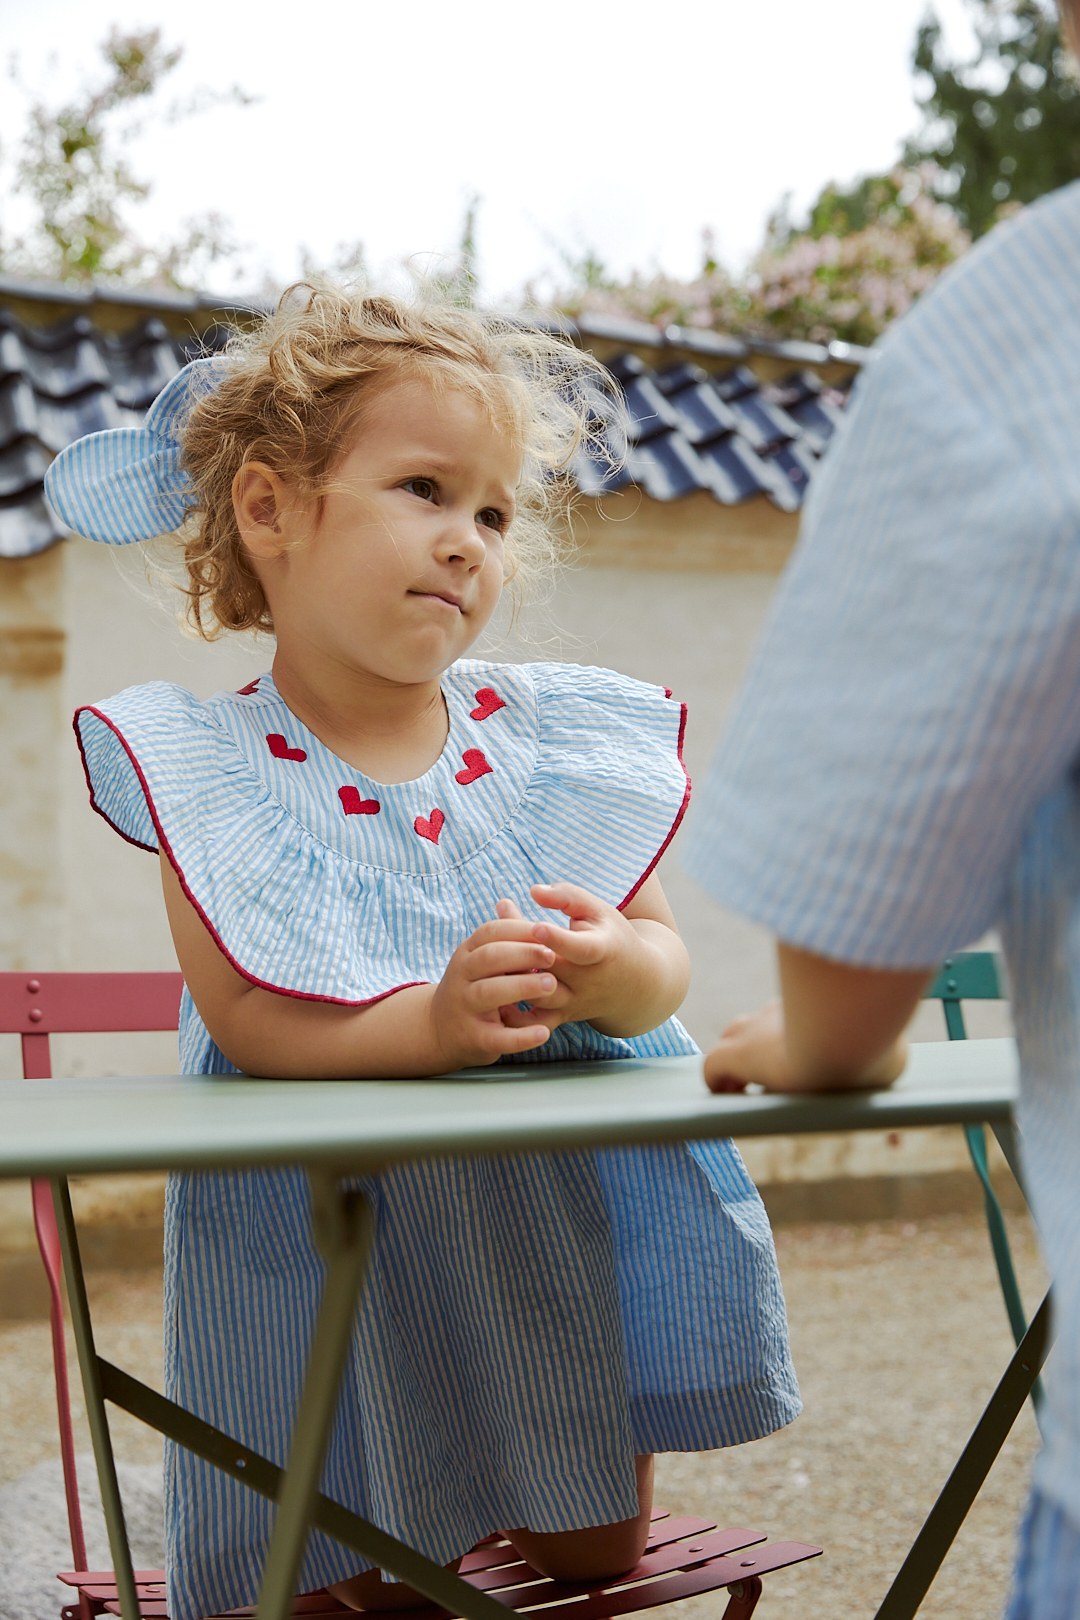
xmin=1 ymin=0 xmax=978 ymax=306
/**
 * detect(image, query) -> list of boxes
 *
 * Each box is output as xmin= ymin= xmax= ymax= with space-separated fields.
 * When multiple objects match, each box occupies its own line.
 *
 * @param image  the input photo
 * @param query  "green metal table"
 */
xmin=0 ymin=1039 xmax=1046 ymax=1620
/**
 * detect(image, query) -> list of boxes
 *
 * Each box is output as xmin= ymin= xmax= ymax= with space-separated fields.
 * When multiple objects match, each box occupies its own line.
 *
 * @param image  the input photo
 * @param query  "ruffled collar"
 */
xmin=206 ymin=661 xmax=539 ymax=873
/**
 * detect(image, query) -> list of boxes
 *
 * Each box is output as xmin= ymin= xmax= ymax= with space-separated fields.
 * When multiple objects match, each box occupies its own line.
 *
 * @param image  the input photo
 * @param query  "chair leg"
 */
xmin=51 ymin=1177 xmax=142 ymax=1620
xmin=721 ymin=1576 xmax=763 ymax=1618
xmin=873 ymin=1289 xmax=1052 ymax=1619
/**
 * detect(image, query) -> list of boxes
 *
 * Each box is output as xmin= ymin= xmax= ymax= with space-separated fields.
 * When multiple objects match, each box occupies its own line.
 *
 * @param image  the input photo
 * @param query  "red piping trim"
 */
xmin=74 ymin=709 xmax=158 ymax=854
xmin=72 ymin=705 xmax=425 ymax=1010
xmin=618 ymin=700 xmax=691 ymax=910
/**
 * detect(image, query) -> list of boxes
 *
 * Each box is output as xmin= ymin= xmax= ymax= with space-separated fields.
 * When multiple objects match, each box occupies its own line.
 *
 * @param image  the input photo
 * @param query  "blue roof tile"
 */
xmin=0 ymin=436 xmax=52 ymax=500
xmin=655 ymin=369 xmax=741 ymax=446
xmin=725 ymin=392 xmax=800 ymax=454
xmin=569 ymin=445 xmax=634 ymax=497
xmin=620 ymin=375 xmax=682 ymax=444
xmin=626 ymin=432 xmax=711 ymax=502
xmin=712 ymin=364 xmax=764 ymax=403
xmin=0 ymin=491 xmax=66 ymax=559
xmin=696 ymin=434 xmax=779 ymax=505
xmin=756 ymin=446 xmax=812 ymax=511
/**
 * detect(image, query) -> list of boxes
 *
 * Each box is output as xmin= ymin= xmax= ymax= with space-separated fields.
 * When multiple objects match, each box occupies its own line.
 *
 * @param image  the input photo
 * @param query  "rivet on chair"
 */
xmin=26 ymin=978 xmax=40 ymax=993
xmin=28 ymin=1008 xmax=43 ymax=1023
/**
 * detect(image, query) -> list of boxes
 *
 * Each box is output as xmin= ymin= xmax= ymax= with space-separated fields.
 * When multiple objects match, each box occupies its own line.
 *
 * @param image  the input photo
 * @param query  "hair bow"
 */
xmin=44 ymin=356 xmax=224 ymax=544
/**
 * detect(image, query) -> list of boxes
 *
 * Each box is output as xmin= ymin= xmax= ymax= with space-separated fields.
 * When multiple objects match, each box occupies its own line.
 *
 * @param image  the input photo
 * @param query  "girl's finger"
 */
xmin=529 ymin=882 xmax=605 ymax=924
xmin=470 ymin=972 xmax=558 ymax=1010
xmin=493 ymin=1021 xmax=552 ymax=1053
xmin=499 ymin=1003 xmax=559 ymax=1033
xmin=495 ymin=897 xmax=526 ymax=921
xmin=530 ymin=922 xmax=604 ymax=965
xmin=468 ymin=916 xmax=547 ymax=949
xmin=466 ymin=942 xmax=556 ymax=980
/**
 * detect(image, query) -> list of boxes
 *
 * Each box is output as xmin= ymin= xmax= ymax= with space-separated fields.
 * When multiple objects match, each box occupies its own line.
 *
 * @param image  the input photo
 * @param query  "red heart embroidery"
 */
xmin=339 ymin=787 xmax=381 ymax=816
xmin=266 ymin=732 xmax=307 ymax=762
xmin=455 ymin=748 xmax=493 ymax=786
xmin=469 ymin=687 xmax=505 ymax=722
xmin=237 ymin=679 xmax=261 ymax=696
xmin=414 ymin=808 xmax=445 ymax=844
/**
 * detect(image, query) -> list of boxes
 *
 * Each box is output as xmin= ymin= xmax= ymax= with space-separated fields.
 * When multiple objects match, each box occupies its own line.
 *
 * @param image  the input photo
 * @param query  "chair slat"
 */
xmin=0 ymin=971 xmax=184 ymax=1035
xmin=924 ymin=953 xmax=1005 ymax=1004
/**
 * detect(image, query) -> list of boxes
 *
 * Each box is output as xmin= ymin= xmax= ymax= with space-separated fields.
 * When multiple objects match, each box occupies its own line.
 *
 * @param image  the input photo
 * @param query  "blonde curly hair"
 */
xmin=177 ymin=281 xmax=620 ymax=638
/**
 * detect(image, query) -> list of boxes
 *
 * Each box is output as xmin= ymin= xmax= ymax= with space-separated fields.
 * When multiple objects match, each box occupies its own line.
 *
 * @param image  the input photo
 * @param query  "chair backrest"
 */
xmin=923 ymin=951 xmax=1005 ymax=1041
xmin=0 ymin=971 xmax=183 ymax=1573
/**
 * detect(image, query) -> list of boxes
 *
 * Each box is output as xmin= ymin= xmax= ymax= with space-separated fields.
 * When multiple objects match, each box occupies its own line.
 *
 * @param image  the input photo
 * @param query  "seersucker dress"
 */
xmin=74 ymin=657 xmax=801 ymax=1620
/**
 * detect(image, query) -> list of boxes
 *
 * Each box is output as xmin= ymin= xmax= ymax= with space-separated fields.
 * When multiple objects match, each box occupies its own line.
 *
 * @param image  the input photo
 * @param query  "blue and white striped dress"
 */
xmin=75 ymin=657 xmax=800 ymax=1620
xmin=682 ymin=182 xmax=1080 ymax=1617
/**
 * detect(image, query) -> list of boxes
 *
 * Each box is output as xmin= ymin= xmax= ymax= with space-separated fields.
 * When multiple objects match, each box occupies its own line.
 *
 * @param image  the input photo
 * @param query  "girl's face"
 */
xmin=260 ymin=374 xmax=521 ymax=692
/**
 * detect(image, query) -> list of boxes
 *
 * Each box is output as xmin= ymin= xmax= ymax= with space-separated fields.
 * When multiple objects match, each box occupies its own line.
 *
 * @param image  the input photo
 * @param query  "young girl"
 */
xmin=45 ymin=284 xmax=800 ymax=1620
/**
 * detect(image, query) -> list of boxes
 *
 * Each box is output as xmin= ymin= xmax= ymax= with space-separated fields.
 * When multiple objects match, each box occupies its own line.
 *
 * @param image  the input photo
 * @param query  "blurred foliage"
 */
xmin=0 ymin=28 xmax=251 ymax=288
xmin=907 ymin=0 xmax=1080 ymax=236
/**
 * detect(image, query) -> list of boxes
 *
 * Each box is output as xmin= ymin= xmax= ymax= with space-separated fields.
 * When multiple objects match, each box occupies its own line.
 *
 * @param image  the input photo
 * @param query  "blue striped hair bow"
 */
xmin=44 ymin=357 xmax=225 ymax=544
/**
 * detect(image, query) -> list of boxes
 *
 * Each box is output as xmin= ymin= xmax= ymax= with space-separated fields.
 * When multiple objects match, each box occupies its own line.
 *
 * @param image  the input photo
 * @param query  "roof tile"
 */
xmin=0 ymin=491 xmax=66 ymax=559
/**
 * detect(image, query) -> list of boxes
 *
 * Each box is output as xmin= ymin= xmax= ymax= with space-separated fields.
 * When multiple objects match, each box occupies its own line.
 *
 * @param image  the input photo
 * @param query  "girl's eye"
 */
xmin=405 ymin=477 xmax=437 ymax=501
xmin=478 ymin=507 xmax=508 ymax=534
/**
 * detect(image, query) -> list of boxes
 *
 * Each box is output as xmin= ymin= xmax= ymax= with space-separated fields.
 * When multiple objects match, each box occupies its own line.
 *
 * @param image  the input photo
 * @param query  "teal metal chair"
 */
xmin=870 ymin=950 xmax=1051 ymax=1620
xmin=923 ymin=951 xmax=1042 ymax=1409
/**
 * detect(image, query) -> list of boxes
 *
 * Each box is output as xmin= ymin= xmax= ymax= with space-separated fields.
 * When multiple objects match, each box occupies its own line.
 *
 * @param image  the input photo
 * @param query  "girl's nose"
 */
xmin=438 ymin=509 xmax=487 ymax=566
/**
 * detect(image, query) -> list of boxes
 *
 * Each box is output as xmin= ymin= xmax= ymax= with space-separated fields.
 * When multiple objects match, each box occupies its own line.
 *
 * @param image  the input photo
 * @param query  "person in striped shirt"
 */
xmin=46 ymin=283 xmax=800 ymax=1620
xmin=683 ymin=5 xmax=1080 ymax=1612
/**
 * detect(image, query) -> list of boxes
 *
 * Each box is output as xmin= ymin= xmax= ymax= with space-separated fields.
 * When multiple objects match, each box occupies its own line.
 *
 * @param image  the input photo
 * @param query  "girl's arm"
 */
xmin=159 ymin=852 xmax=556 ymax=1078
xmin=501 ymin=872 xmax=692 ymax=1040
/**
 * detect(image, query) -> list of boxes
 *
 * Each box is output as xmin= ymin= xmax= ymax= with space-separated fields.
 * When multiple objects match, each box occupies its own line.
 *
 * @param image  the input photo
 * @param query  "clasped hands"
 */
xmin=429 ymin=881 xmax=664 ymax=1069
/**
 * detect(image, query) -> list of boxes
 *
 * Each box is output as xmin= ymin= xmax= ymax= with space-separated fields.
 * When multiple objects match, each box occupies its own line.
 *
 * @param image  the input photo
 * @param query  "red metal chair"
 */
xmin=1 ymin=970 xmax=821 ymax=1620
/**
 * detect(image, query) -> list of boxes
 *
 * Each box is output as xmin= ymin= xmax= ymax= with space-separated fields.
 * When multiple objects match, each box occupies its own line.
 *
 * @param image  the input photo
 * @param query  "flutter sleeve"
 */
xmin=73 ymin=682 xmax=422 ymax=1005
xmin=518 ymin=661 xmax=690 ymax=908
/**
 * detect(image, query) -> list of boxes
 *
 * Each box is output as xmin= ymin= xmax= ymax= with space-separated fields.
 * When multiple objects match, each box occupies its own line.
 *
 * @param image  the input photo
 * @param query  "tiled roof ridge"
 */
xmin=0 ymin=272 xmax=874 ymax=374
xmin=0 ymin=277 xmax=863 ymax=560
xmin=538 ymin=307 xmax=873 ymax=373
xmin=0 ymin=270 xmax=264 ymax=323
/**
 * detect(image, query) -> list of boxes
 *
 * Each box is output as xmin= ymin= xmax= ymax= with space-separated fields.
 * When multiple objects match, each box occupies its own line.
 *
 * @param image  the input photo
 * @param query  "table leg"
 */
xmin=254 ymin=1173 xmax=375 ymax=1620
xmin=51 ymin=1176 xmax=142 ymax=1620
xmin=872 ymin=1289 xmax=1052 ymax=1620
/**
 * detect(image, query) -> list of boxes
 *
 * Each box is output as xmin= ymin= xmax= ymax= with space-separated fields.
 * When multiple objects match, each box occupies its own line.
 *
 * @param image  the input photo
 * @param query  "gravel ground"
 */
xmin=0 ymin=1204 xmax=1048 ymax=1620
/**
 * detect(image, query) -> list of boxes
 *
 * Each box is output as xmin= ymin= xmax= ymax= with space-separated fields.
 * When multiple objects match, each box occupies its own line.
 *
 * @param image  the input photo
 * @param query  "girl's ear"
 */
xmin=233 ymin=462 xmax=293 ymax=559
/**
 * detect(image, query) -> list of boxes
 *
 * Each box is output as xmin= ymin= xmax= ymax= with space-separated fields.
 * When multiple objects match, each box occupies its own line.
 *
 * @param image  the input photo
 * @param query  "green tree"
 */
xmin=0 ymin=28 xmax=251 ymax=288
xmin=907 ymin=0 xmax=1080 ymax=235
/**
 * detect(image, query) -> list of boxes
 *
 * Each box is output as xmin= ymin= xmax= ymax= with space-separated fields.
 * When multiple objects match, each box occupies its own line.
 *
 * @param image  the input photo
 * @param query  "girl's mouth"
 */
xmin=412 ymin=590 xmax=464 ymax=613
